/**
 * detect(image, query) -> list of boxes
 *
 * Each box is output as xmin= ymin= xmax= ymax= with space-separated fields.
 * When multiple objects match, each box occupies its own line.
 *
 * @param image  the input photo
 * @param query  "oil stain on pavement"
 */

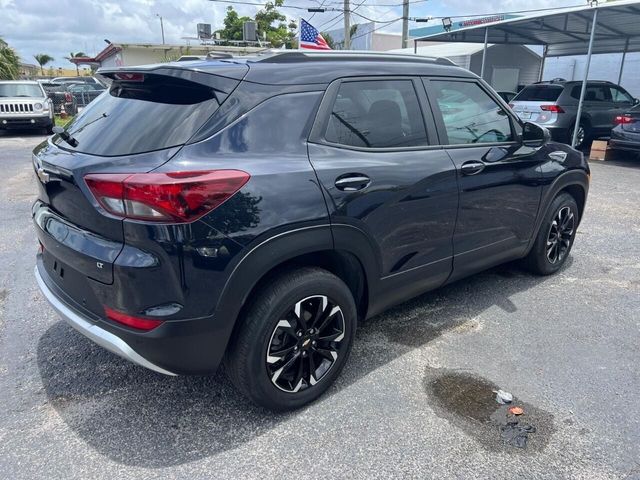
xmin=424 ymin=367 xmax=556 ymax=453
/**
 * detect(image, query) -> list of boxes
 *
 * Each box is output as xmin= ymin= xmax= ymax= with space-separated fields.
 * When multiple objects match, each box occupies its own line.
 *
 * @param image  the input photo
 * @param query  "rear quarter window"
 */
xmin=53 ymin=72 xmax=238 ymax=156
xmin=513 ymin=86 xmax=563 ymax=102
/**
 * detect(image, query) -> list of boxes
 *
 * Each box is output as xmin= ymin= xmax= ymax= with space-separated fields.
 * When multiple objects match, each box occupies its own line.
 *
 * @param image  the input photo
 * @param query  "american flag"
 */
xmin=299 ymin=19 xmax=332 ymax=50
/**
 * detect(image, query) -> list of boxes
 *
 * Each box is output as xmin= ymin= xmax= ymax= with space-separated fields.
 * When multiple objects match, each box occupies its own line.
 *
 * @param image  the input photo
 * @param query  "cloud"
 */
xmin=0 ymin=0 xmax=581 ymax=68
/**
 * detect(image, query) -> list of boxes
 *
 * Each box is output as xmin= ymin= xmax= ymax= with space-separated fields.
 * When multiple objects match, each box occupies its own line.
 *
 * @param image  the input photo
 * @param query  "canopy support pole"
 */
xmin=538 ymin=45 xmax=548 ymax=82
xmin=480 ymin=27 xmax=489 ymax=79
xmin=414 ymin=39 xmax=417 ymax=54
xmin=617 ymin=38 xmax=629 ymax=85
xmin=572 ymin=8 xmax=598 ymax=148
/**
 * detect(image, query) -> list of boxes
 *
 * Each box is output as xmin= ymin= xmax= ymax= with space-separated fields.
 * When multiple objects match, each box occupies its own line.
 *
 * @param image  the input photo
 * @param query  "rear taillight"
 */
xmin=64 ymin=92 xmax=72 ymax=102
xmin=104 ymin=306 xmax=163 ymax=331
xmin=84 ymin=170 xmax=250 ymax=223
xmin=540 ymin=105 xmax=564 ymax=113
xmin=114 ymin=72 xmax=145 ymax=82
xmin=614 ymin=115 xmax=634 ymax=125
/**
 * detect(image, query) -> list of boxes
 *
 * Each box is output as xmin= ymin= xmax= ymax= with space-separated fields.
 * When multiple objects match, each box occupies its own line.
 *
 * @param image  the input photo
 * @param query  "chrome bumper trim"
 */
xmin=35 ymin=266 xmax=177 ymax=376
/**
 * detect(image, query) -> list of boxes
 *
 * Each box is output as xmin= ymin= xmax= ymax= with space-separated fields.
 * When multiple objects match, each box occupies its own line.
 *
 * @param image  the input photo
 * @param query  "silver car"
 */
xmin=510 ymin=80 xmax=638 ymax=148
xmin=0 ymin=81 xmax=54 ymax=133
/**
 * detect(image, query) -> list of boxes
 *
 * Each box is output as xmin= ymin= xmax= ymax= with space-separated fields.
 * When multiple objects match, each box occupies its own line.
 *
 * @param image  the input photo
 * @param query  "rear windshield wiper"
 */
xmin=52 ymin=127 xmax=78 ymax=147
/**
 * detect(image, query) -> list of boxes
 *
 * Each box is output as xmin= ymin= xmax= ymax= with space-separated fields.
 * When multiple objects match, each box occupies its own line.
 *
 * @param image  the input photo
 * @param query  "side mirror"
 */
xmin=521 ymin=121 xmax=550 ymax=148
xmin=634 ymin=98 xmax=640 ymax=105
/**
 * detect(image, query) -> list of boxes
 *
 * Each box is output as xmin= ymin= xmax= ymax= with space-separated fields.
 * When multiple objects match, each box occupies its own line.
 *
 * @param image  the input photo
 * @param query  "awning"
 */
xmin=414 ymin=0 xmax=640 ymax=57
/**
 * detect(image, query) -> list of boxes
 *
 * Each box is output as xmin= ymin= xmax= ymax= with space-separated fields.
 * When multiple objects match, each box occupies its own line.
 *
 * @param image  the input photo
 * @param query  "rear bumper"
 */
xmin=35 ymin=265 xmax=177 ymax=376
xmin=609 ymin=138 xmax=640 ymax=152
xmin=35 ymin=257 xmax=230 ymax=375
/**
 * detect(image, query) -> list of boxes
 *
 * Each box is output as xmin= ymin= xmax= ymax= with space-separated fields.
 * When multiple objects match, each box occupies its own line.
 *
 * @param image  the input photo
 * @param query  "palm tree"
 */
xmin=65 ymin=52 xmax=87 ymax=76
xmin=34 ymin=53 xmax=54 ymax=76
xmin=0 ymin=37 xmax=20 ymax=80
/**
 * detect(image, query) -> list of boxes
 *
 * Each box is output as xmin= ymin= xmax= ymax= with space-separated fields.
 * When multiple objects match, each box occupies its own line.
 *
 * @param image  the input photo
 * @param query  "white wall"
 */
xmin=469 ymin=45 xmax=541 ymax=89
xmin=543 ymin=52 xmax=640 ymax=97
xmin=371 ymin=33 xmax=403 ymax=52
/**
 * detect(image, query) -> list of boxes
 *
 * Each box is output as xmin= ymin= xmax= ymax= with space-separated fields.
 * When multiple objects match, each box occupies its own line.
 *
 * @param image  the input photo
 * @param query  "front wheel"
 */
xmin=522 ymin=192 xmax=579 ymax=275
xmin=224 ymin=267 xmax=357 ymax=411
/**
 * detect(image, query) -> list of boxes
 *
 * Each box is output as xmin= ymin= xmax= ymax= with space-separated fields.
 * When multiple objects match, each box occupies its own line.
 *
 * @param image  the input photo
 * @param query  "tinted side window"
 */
xmin=431 ymin=81 xmax=513 ymax=145
xmin=325 ymin=80 xmax=428 ymax=148
xmin=571 ymin=85 xmax=610 ymax=102
xmin=609 ymin=86 xmax=633 ymax=103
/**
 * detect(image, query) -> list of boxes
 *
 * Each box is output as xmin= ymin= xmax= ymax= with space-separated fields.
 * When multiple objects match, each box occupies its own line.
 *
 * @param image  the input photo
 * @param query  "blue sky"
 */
xmin=0 ymin=0 xmax=580 ymax=69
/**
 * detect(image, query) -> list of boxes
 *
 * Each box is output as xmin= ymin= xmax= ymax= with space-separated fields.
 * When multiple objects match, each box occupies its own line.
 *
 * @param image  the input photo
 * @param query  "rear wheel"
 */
xmin=224 ymin=267 xmax=357 ymax=411
xmin=569 ymin=122 xmax=589 ymax=149
xmin=522 ymin=192 xmax=579 ymax=275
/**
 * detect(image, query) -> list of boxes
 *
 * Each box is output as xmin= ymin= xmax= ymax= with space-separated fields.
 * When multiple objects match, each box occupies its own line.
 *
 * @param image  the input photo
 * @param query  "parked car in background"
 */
xmin=33 ymin=52 xmax=589 ymax=410
xmin=40 ymin=82 xmax=78 ymax=115
xmin=609 ymin=104 xmax=640 ymax=155
xmin=510 ymin=79 xmax=638 ymax=148
xmin=497 ymin=90 xmax=517 ymax=103
xmin=0 ymin=80 xmax=54 ymax=133
xmin=66 ymin=82 xmax=106 ymax=108
xmin=52 ymin=76 xmax=106 ymax=87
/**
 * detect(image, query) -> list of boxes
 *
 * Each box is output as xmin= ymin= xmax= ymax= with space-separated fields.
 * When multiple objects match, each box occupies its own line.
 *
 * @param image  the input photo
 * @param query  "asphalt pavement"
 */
xmin=0 ymin=131 xmax=639 ymax=479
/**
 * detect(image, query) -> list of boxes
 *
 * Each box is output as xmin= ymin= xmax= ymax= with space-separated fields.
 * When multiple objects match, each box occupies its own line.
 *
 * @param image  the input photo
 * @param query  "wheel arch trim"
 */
xmin=526 ymin=169 xmax=589 ymax=254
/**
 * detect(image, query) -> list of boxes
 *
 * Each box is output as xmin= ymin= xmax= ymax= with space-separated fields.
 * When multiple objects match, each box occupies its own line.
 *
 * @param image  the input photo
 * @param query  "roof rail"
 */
xmin=251 ymin=50 xmax=457 ymax=67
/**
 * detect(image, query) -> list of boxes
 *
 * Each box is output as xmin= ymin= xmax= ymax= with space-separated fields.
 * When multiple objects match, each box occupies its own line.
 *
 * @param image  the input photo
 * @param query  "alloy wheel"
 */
xmin=575 ymin=125 xmax=585 ymax=148
xmin=266 ymin=295 xmax=346 ymax=393
xmin=546 ymin=206 xmax=575 ymax=264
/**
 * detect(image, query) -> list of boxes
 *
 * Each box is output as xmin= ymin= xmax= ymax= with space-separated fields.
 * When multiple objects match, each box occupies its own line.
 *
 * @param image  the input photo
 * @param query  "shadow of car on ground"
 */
xmin=37 ymin=259 xmax=563 ymax=468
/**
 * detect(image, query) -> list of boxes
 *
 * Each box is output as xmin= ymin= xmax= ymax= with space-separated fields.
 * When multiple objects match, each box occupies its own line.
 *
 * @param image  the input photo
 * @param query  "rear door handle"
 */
xmin=460 ymin=160 xmax=485 ymax=176
xmin=335 ymin=174 xmax=371 ymax=191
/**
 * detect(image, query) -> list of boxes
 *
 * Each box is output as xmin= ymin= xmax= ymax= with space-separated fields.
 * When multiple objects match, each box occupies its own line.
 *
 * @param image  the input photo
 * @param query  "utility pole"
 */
xmin=343 ymin=0 xmax=351 ymax=50
xmin=156 ymin=14 xmax=165 ymax=44
xmin=401 ymin=0 xmax=409 ymax=49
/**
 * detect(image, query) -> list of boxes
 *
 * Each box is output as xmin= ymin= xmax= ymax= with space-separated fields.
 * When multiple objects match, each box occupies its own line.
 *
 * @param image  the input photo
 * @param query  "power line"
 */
xmin=351 ymin=17 xmax=403 ymax=40
xmin=309 ymin=0 xmax=329 ymax=20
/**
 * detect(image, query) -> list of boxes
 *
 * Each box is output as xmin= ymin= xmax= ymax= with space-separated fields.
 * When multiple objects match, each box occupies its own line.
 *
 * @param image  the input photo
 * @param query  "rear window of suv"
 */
xmin=53 ymin=72 xmax=237 ymax=156
xmin=513 ymin=85 xmax=563 ymax=102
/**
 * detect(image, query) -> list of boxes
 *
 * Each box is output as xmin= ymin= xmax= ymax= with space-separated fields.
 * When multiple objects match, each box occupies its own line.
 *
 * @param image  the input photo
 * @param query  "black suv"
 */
xmin=33 ymin=52 xmax=589 ymax=410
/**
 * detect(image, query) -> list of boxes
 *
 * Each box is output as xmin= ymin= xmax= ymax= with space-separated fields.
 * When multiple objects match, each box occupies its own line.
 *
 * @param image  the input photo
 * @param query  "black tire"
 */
xmin=569 ymin=122 xmax=590 ymax=149
xmin=522 ymin=192 xmax=579 ymax=275
xmin=224 ymin=267 xmax=357 ymax=411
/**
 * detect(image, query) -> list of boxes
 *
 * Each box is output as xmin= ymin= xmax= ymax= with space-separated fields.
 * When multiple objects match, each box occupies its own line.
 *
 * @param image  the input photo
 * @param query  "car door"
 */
xmin=423 ymin=77 xmax=544 ymax=281
xmin=307 ymin=77 xmax=459 ymax=304
xmin=571 ymin=83 xmax=612 ymax=133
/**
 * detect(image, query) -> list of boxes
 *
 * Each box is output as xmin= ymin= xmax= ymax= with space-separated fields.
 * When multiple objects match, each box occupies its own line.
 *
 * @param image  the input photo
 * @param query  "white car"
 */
xmin=0 ymin=81 xmax=54 ymax=133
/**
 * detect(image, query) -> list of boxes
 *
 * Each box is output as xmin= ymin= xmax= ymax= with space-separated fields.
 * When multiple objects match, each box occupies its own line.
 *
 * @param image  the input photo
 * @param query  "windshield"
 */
xmin=53 ymin=73 xmax=227 ymax=156
xmin=0 ymin=83 xmax=43 ymax=98
xmin=513 ymin=85 xmax=563 ymax=102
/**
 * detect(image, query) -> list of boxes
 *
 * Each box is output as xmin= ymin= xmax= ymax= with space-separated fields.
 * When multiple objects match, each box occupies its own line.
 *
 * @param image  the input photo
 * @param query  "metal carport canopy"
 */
xmin=413 ymin=0 xmax=640 ymax=147
xmin=414 ymin=0 xmax=640 ymax=57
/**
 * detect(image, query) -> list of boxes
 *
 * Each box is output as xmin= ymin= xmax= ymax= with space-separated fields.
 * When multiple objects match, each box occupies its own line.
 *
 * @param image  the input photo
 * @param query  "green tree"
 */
xmin=321 ymin=32 xmax=336 ymax=50
xmin=34 ymin=53 xmax=54 ymax=76
xmin=65 ymin=51 xmax=87 ymax=76
xmin=0 ymin=37 xmax=20 ymax=80
xmin=216 ymin=6 xmax=252 ymax=41
xmin=255 ymin=0 xmax=296 ymax=48
xmin=216 ymin=1 xmax=297 ymax=48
